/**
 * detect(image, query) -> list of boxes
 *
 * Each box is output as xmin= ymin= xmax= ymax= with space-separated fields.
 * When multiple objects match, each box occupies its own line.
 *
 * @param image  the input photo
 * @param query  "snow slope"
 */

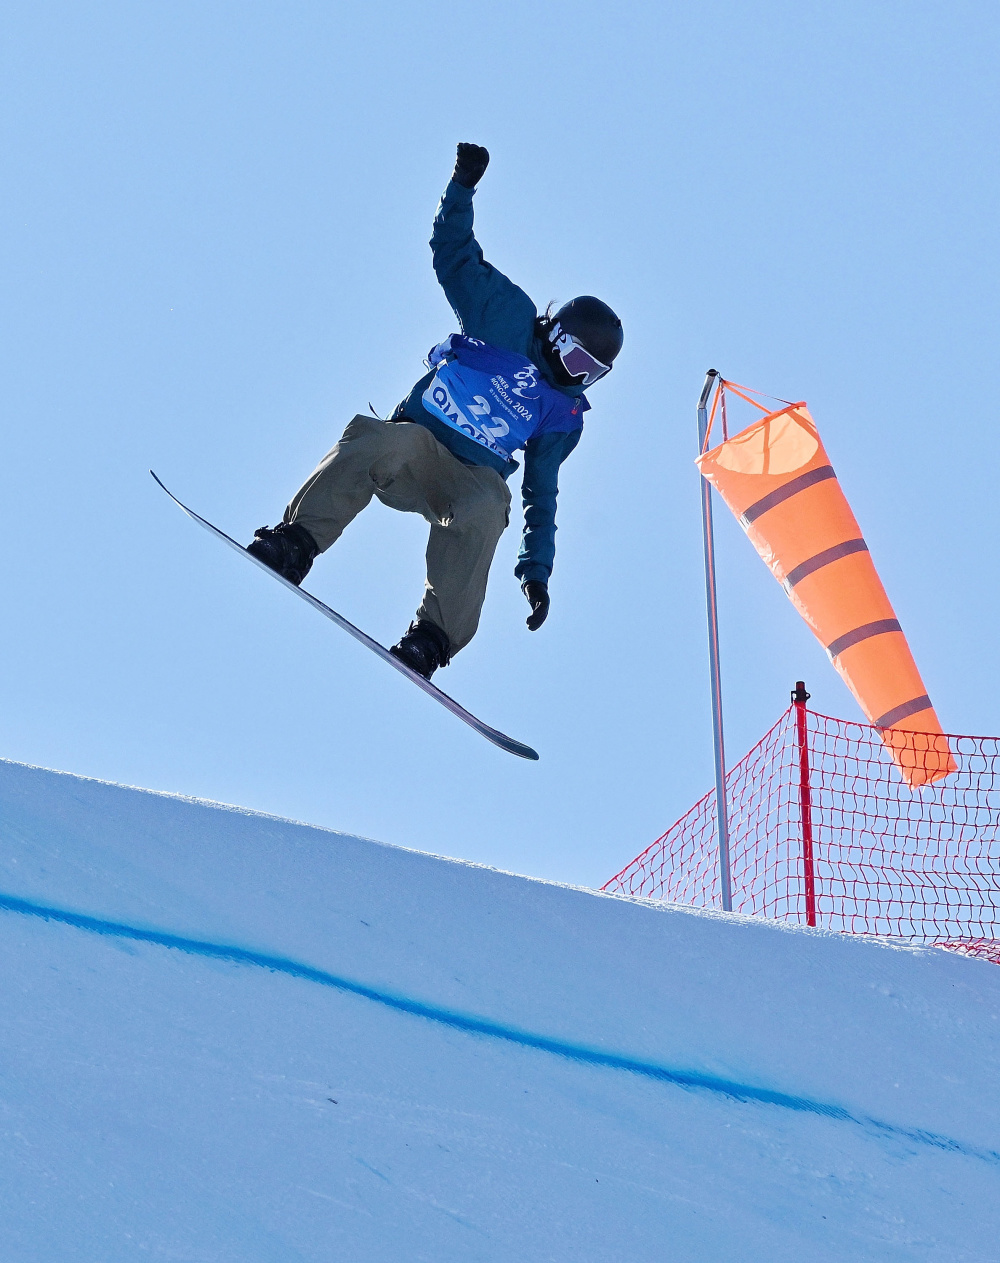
xmin=1 ymin=757 xmax=998 ymax=1262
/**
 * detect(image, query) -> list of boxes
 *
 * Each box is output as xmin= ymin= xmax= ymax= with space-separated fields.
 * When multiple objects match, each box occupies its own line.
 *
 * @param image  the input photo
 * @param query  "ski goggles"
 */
xmin=548 ymin=323 xmax=612 ymax=387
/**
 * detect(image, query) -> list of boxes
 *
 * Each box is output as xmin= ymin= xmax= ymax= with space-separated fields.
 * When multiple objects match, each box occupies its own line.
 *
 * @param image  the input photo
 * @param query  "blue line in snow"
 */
xmin=1 ymin=891 xmax=996 ymax=1167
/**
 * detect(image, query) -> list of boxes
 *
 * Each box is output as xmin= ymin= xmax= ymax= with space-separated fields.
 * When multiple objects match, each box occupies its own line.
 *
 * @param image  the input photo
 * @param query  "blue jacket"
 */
xmin=394 ymin=180 xmax=589 ymax=587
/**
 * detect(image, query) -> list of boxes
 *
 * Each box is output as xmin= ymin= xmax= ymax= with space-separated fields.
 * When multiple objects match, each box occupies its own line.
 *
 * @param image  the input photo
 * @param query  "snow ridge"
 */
xmin=2 ymin=888 xmax=997 ymax=1169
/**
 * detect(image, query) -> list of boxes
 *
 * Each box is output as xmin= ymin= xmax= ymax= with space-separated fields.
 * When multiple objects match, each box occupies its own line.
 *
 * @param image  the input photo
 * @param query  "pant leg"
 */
xmin=284 ymin=415 xmax=419 ymax=551
xmin=362 ymin=423 xmax=510 ymax=652
xmin=411 ymin=465 xmax=511 ymax=657
xmin=287 ymin=415 xmax=509 ymax=655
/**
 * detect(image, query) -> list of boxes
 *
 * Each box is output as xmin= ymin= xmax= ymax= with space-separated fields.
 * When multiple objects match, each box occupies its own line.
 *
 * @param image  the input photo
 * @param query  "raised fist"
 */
xmin=452 ymin=143 xmax=490 ymax=189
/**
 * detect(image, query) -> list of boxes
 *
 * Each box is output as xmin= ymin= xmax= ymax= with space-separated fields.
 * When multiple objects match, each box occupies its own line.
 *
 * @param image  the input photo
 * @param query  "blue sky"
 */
xmin=2 ymin=0 xmax=997 ymax=888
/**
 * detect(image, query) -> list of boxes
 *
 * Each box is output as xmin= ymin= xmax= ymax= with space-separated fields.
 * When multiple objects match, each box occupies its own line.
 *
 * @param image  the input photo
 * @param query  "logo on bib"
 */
xmin=511 ymin=365 xmax=539 ymax=398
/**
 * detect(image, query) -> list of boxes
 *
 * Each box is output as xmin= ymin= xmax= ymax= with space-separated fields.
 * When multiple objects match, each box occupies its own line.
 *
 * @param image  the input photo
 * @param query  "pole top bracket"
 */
xmin=792 ymin=681 xmax=811 ymax=704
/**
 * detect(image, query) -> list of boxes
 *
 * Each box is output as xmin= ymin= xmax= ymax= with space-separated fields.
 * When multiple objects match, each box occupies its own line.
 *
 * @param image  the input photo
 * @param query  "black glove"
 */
xmin=522 ymin=580 xmax=550 ymax=631
xmin=452 ymin=142 xmax=490 ymax=189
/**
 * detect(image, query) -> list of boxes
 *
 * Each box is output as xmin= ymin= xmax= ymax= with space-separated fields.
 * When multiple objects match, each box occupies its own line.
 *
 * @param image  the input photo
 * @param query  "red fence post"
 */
xmin=793 ymin=682 xmax=817 ymax=927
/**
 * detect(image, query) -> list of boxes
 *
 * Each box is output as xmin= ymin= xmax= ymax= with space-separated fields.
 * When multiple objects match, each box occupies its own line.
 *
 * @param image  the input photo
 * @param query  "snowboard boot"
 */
xmin=246 ymin=521 xmax=318 ymax=586
xmin=389 ymin=619 xmax=451 ymax=681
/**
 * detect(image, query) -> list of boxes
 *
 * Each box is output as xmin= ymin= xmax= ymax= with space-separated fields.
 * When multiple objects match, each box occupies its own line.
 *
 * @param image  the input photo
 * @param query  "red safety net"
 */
xmin=603 ymin=703 xmax=1000 ymax=963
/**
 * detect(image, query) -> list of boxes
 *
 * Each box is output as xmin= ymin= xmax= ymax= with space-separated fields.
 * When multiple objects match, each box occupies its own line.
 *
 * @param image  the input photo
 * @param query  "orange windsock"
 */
xmin=696 ymin=384 xmax=954 ymax=787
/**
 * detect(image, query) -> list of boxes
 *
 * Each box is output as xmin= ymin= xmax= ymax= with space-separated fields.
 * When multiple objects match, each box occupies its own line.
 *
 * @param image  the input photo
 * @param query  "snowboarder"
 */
xmin=247 ymin=143 xmax=623 ymax=679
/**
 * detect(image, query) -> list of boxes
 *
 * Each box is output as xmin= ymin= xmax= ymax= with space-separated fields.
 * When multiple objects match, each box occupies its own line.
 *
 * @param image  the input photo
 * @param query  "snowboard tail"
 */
xmin=151 ymin=472 xmax=539 ymax=761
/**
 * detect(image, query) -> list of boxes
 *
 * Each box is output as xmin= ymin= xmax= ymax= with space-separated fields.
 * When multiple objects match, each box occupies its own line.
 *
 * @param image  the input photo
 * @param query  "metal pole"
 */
xmin=697 ymin=369 xmax=732 ymax=912
xmin=792 ymin=681 xmax=817 ymax=927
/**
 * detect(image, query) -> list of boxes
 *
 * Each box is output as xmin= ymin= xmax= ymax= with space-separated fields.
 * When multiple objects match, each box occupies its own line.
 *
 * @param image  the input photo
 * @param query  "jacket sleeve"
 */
xmin=515 ymin=429 xmax=583 ymax=585
xmin=431 ymin=181 xmax=537 ymax=350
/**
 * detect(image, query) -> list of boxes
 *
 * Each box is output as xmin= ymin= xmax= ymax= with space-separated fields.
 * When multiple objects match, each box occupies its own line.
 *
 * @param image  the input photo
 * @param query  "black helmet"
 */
xmin=553 ymin=296 xmax=623 ymax=366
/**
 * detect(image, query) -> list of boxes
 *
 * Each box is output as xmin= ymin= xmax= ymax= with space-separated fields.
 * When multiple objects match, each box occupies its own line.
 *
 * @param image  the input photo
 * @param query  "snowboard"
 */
xmin=151 ymin=472 xmax=540 ymax=761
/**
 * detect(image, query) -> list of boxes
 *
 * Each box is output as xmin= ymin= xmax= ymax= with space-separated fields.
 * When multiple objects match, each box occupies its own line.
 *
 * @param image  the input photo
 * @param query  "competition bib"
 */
xmin=421 ymin=335 xmax=580 ymax=460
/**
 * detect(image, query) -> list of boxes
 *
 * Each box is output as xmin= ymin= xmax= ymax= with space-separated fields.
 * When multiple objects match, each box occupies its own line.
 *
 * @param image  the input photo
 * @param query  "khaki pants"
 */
xmin=284 ymin=416 xmax=511 ymax=655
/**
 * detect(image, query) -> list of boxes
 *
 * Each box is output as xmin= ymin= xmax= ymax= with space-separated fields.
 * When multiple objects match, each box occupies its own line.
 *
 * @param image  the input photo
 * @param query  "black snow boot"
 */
xmin=389 ymin=619 xmax=451 ymax=680
xmin=246 ymin=521 xmax=318 ymax=586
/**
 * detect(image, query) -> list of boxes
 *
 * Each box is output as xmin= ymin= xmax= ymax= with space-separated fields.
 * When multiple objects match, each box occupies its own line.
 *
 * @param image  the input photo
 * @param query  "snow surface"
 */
xmin=1 ymin=757 xmax=998 ymax=1261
